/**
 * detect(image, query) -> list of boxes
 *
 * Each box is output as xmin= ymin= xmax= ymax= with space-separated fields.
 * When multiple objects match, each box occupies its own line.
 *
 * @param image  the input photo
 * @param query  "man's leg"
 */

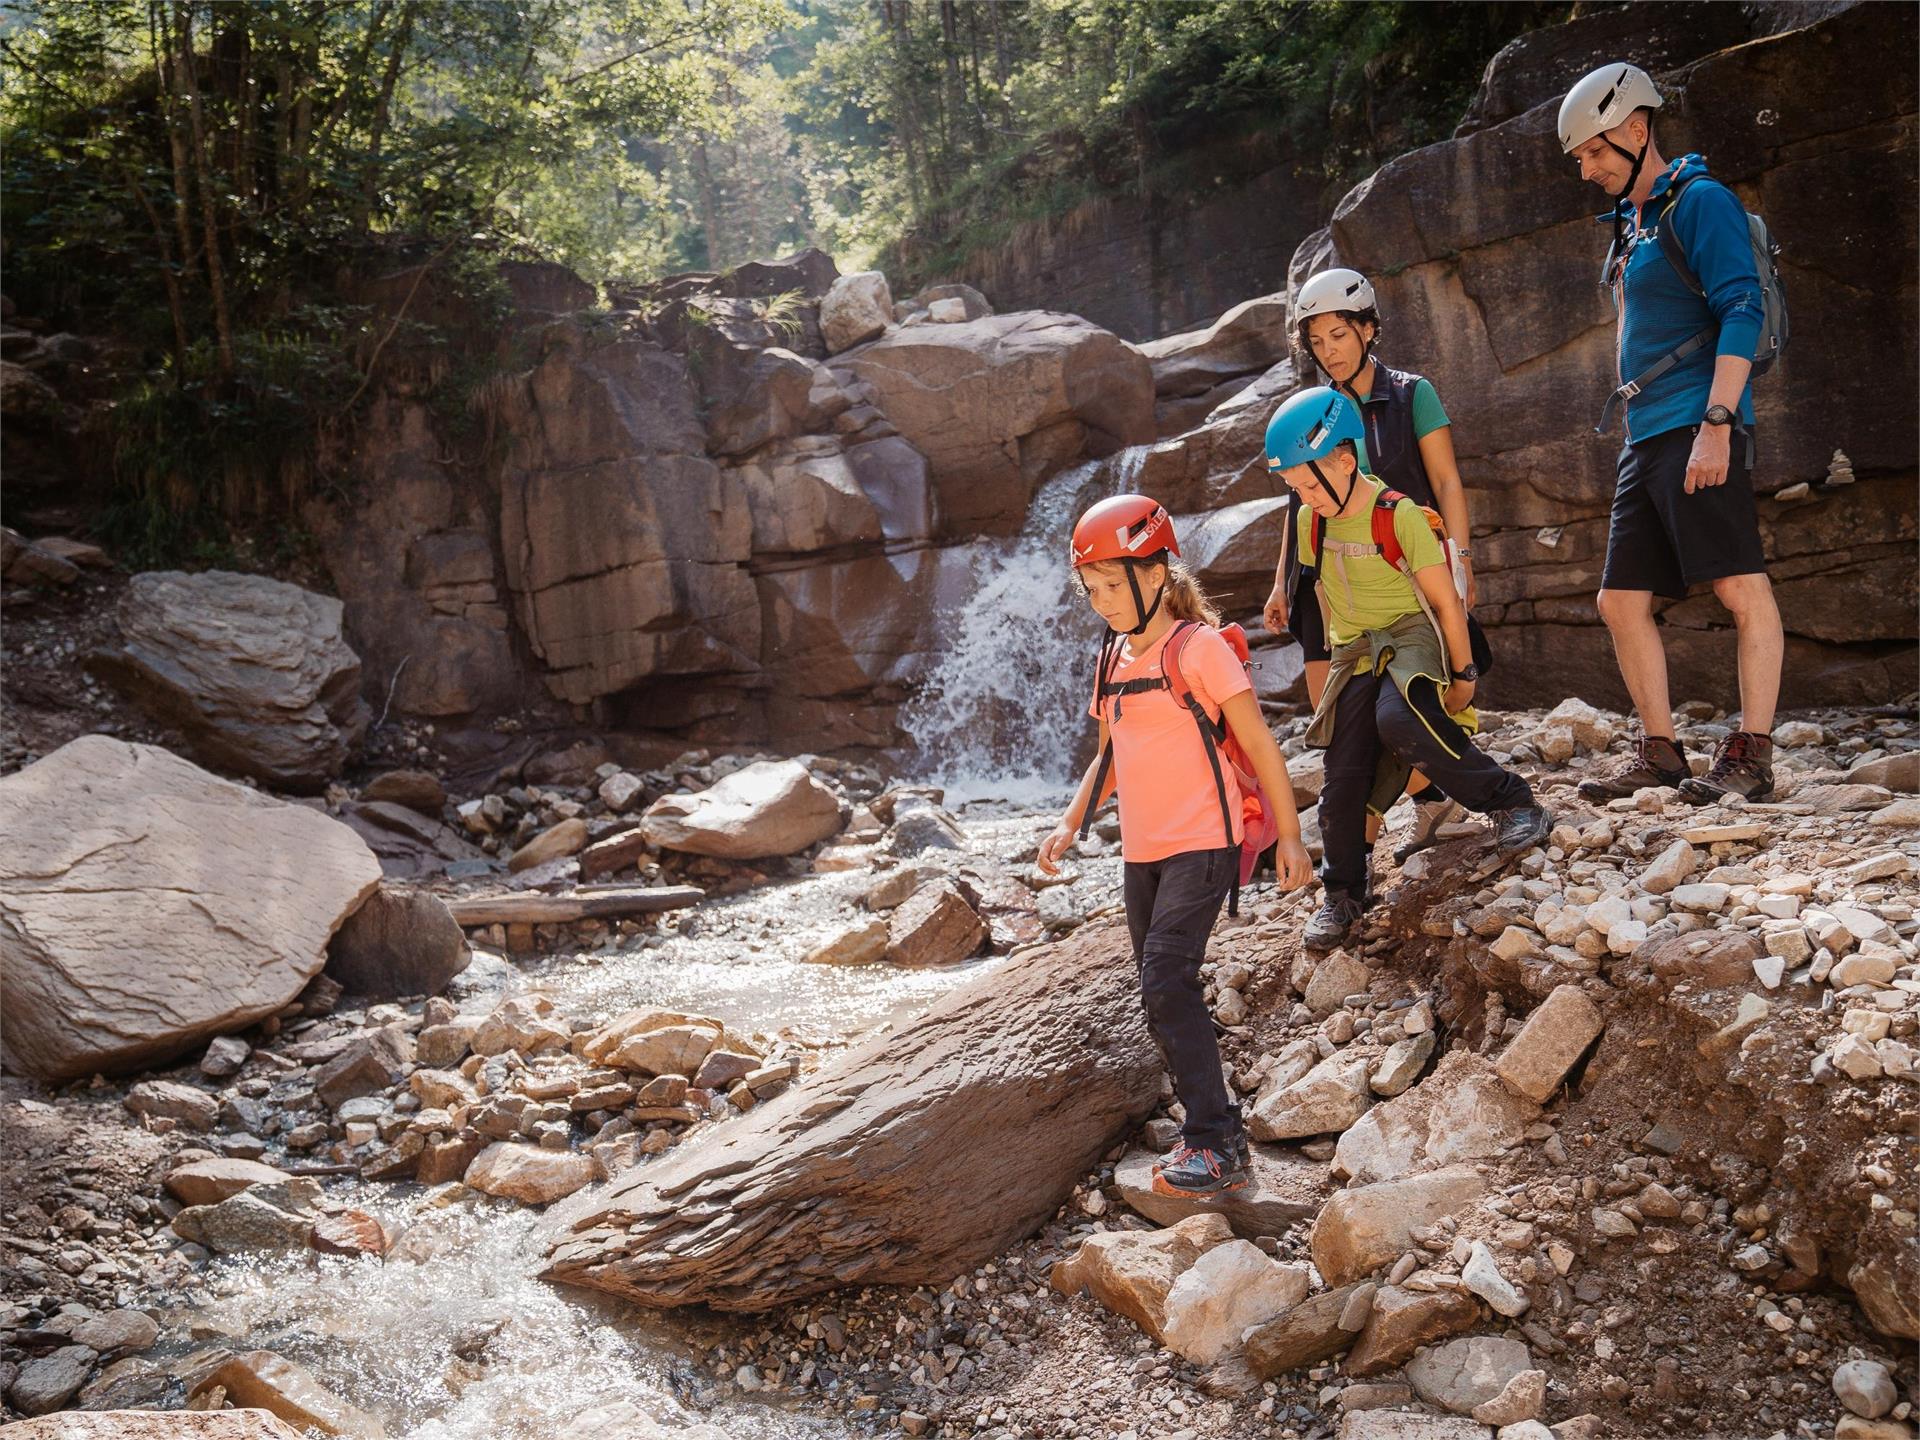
xmin=1711 ymin=573 xmax=1783 ymax=736
xmin=1595 ymin=587 xmax=1675 ymax=739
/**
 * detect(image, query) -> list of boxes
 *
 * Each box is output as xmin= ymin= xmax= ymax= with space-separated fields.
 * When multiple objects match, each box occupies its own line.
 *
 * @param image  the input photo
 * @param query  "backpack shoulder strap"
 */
xmin=1655 ymin=174 xmax=1706 ymax=298
xmin=1159 ymin=620 xmax=1203 ymax=709
xmin=1372 ymin=489 xmax=1408 ymax=570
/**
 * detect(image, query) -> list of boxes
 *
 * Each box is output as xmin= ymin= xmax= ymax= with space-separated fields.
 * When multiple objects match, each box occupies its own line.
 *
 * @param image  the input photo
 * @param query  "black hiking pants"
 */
xmin=1320 ymin=669 xmax=1533 ymax=902
xmin=1123 ymin=845 xmax=1241 ymax=1152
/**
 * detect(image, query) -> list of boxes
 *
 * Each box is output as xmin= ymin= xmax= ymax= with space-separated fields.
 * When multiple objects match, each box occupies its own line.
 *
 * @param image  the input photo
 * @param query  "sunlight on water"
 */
xmin=185 ymin=1197 xmax=839 ymax=1439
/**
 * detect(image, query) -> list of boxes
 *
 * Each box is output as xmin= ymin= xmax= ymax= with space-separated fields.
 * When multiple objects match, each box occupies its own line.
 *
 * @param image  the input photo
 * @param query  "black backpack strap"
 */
xmin=1597 ymin=176 xmax=1715 ymax=434
xmin=1163 ymin=623 xmax=1240 ymax=913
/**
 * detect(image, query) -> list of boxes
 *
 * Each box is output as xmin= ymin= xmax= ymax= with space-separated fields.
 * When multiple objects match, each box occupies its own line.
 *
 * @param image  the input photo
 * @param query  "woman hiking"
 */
xmin=1264 ymin=388 xmax=1550 ymax=953
xmin=1038 ymin=495 xmax=1312 ymax=1198
xmin=1265 ymin=267 xmax=1488 ymax=872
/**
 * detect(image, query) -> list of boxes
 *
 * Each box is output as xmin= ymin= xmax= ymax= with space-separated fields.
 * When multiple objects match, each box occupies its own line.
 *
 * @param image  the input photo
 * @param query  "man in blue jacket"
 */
xmin=1558 ymin=62 xmax=1784 ymax=804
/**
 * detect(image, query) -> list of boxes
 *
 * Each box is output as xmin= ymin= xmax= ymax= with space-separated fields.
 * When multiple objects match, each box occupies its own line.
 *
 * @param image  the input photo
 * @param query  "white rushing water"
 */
xmin=900 ymin=452 xmax=1151 ymax=803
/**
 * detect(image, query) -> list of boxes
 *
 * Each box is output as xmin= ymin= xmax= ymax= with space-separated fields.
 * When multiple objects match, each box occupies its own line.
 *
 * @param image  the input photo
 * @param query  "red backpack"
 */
xmin=1080 ymin=620 xmax=1282 ymax=915
xmin=1306 ymin=486 xmax=1447 ymax=576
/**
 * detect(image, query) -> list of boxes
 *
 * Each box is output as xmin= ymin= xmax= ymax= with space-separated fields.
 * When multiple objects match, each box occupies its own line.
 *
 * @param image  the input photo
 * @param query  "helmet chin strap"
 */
xmin=1306 ymin=457 xmax=1357 ymax=515
xmin=1606 ymin=130 xmax=1652 ymax=255
xmin=1122 ymin=559 xmax=1166 ymax=636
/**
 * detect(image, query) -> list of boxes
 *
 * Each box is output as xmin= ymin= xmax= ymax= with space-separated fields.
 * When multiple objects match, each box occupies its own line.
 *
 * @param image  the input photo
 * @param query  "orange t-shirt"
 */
xmin=1088 ymin=624 xmax=1251 ymax=863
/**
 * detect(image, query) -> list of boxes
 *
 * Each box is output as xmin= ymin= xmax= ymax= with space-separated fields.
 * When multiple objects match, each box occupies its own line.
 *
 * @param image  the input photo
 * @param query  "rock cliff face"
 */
xmin=1309 ymin=2 xmax=1916 ymax=708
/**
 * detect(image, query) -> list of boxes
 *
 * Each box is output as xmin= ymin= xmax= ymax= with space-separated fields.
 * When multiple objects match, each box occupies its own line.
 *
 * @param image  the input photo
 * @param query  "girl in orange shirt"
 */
xmin=1039 ymin=495 xmax=1312 ymax=1197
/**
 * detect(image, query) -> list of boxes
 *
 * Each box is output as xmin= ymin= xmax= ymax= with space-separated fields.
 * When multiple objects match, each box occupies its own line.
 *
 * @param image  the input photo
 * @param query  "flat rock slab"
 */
xmin=542 ymin=921 xmax=1162 ymax=1310
xmin=1113 ymin=1145 xmax=1331 ymax=1238
xmin=445 ymin=886 xmax=704 ymax=926
xmin=0 ymin=737 xmax=382 ymax=1080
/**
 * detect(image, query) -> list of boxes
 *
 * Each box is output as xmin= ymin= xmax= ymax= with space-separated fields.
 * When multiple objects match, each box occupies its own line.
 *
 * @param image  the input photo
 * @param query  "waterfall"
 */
xmin=900 ymin=453 xmax=1146 ymax=802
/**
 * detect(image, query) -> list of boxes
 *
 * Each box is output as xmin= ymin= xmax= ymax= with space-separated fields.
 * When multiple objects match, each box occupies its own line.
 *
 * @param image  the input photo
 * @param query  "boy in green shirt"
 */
xmin=1265 ymin=387 xmax=1550 ymax=951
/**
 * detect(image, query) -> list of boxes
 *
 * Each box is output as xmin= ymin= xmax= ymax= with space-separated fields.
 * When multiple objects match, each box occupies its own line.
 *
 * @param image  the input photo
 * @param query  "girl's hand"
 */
xmin=1036 ymin=825 xmax=1077 ymax=876
xmin=1273 ymin=835 xmax=1314 ymax=891
xmin=1444 ymin=678 xmax=1476 ymax=715
xmin=1263 ymin=585 xmax=1290 ymax=636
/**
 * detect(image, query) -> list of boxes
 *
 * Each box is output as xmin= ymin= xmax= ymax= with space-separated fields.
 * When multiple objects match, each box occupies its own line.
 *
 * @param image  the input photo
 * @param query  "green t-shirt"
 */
xmin=1293 ymin=476 xmax=1447 ymax=645
xmin=1351 ymin=378 xmax=1450 ymax=471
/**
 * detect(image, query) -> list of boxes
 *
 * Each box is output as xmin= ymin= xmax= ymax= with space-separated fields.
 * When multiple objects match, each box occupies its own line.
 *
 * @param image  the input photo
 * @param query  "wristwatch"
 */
xmin=1451 ymin=663 xmax=1481 ymax=683
xmin=1702 ymin=404 xmax=1735 ymax=427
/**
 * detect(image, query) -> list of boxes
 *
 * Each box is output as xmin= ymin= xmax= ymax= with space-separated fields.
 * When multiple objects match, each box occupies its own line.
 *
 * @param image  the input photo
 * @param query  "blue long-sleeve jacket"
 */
xmin=1615 ymin=153 xmax=1763 ymax=443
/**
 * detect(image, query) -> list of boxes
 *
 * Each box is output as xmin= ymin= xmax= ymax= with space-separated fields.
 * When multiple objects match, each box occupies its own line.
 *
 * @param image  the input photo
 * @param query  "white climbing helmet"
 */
xmin=1558 ymin=62 xmax=1664 ymax=153
xmin=1294 ymin=268 xmax=1376 ymax=322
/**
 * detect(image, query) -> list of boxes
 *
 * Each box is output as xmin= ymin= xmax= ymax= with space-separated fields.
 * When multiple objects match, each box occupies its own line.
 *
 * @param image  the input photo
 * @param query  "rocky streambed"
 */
xmin=2 ymin=698 xmax=1917 ymax=1440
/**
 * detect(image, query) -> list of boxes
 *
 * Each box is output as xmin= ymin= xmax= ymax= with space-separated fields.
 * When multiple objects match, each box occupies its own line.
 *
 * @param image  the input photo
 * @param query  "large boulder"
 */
xmin=639 ymin=759 xmax=843 ymax=860
xmin=0 ymin=738 xmax=381 ymax=1080
xmin=1137 ymin=292 xmax=1293 ymax=434
xmin=820 ymin=271 xmax=895 ymax=353
xmin=1050 ymin=1212 xmax=1235 ymax=1343
xmin=1322 ymin=3 xmax=1918 ymax=708
xmin=833 ymin=312 xmax=1155 ymax=537
xmin=542 ymin=920 xmax=1163 ymax=1309
xmin=323 ymin=887 xmax=470 ymax=999
xmin=496 ymin=325 xmax=758 ymax=706
xmin=95 ymin=571 xmax=369 ymax=791
xmin=1310 ymin=1166 xmax=1489 ymax=1287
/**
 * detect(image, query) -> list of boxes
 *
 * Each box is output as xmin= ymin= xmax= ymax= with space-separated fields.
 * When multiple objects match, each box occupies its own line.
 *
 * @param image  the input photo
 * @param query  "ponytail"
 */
xmin=1161 ymin=556 xmax=1221 ymax=628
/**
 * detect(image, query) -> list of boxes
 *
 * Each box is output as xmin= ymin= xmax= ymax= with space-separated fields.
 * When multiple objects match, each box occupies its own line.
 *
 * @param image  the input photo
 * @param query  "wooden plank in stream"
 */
xmin=446 ymin=886 xmax=705 ymax=926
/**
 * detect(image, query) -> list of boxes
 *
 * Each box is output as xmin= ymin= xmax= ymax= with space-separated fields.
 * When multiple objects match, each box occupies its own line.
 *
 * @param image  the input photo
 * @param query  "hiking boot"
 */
xmin=1576 ymin=734 xmax=1689 ymax=801
xmin=1304 ymin=894 xmax=1366 ymax=951
xmin=1679 ymin=731 xmax=1774 ymax=805
xmin=1394 ymin=796 xmax=1466 ymax=864
xmin=1152 ymin=1141 xmax=1249 ymax=1198
xmin=1492 ymin=802 xmax=1552 ymax=855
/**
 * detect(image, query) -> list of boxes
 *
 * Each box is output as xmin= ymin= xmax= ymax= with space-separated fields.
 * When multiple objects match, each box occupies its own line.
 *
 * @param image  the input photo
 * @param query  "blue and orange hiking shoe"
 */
xmin=1151 ymin=1140 xmax=1250 ymax=1197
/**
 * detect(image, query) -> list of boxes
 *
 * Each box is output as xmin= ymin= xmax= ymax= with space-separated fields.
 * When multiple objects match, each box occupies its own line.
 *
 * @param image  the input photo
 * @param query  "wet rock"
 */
xmin=640 ymin=760 xmax=843 ymax=859
xmin=804 ymin=918 xmax=889 ymax=966
xmin=125 ymin=1080 xmax=219 ymax=1132
xmin=171 ymin=1182 xmax=320 ymax=1254
xmin=1344 ymin=1286 xmax=1479 ymax=1376
xmin=1249 ymin=1054 xmax=1372 ymax=1141
xmin=309 ymin=1210 xmax=389 ymax=1258
xmin=0 ymin=738 xmax=380 ymax=1080
xmin=1113 ymin=1144 xmax=1330 ymax=1238
xmin=1493 ymin=984 xmax=1603 ymax=1102
xmin=313 ymin=1026 xmax=415 ymax=1109
xmin=95 ymin=570 xmax=368 ymax=789
xmin=1050 ymin=1213 xmax=1235 ymax=1342
xmin=465 ymin=1143 xmax=603 ymax=1205
xmin=189 ymin=1350 xmax=387 ymax=1437
xmin=886 ymin=881 xmax=987 ymax=966
xmin=1243 ymin=1283 xmax=1366 ymax=1378
xmin=553 ymin=1402 xmax=734 ymax=1440
xmin=163 ymin=1158 xmax=292 ymax=1207
xmin=68 ymin=1308 xmax=160 ymax=1354
xmin=324 ymin=887 xmax=470 ymax=999
xmin=1333 ymin=1052 xmax=1537 ymax=1184
xmin=693 ymin=1049 xmax=760 ymax=1091
xmin=820 ymin=271 xmax=893 ymax=353
xmin=884 ymin=800 xmax=968 ymax=855
xmin=9 ymin=1345 xmax=97 ymax=1414
xmin=1160 ymin=1239 xmax=1312 ymax=1364
xmin=74 ymin=1355 xmax=168 ymax=1409
xmin=1406 ymin=1334 xmax=1534 ymax=1416
xmin=544 ymin=924 xmax=1163 ymax=1309
xmin=861 ymin=865 xmax=937 ymax=911
xmin=1311 ymin=1166 xmax=1489 ymax=1286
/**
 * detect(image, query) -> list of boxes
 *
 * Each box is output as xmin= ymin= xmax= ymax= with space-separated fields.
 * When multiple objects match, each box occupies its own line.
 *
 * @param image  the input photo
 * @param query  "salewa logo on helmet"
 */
xmin=1117 ymin=517 xmax=1161 ymax=553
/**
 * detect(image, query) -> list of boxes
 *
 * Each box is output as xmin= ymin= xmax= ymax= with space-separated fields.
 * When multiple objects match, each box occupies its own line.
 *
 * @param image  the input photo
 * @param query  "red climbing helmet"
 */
xmin=1069 ymin=494 xmax=1179 ymax=568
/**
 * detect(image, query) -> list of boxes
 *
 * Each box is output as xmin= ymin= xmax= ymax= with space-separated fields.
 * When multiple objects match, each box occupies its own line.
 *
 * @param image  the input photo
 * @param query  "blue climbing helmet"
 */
xmin=1265 ymin=386 xmax=1364 ymax=471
